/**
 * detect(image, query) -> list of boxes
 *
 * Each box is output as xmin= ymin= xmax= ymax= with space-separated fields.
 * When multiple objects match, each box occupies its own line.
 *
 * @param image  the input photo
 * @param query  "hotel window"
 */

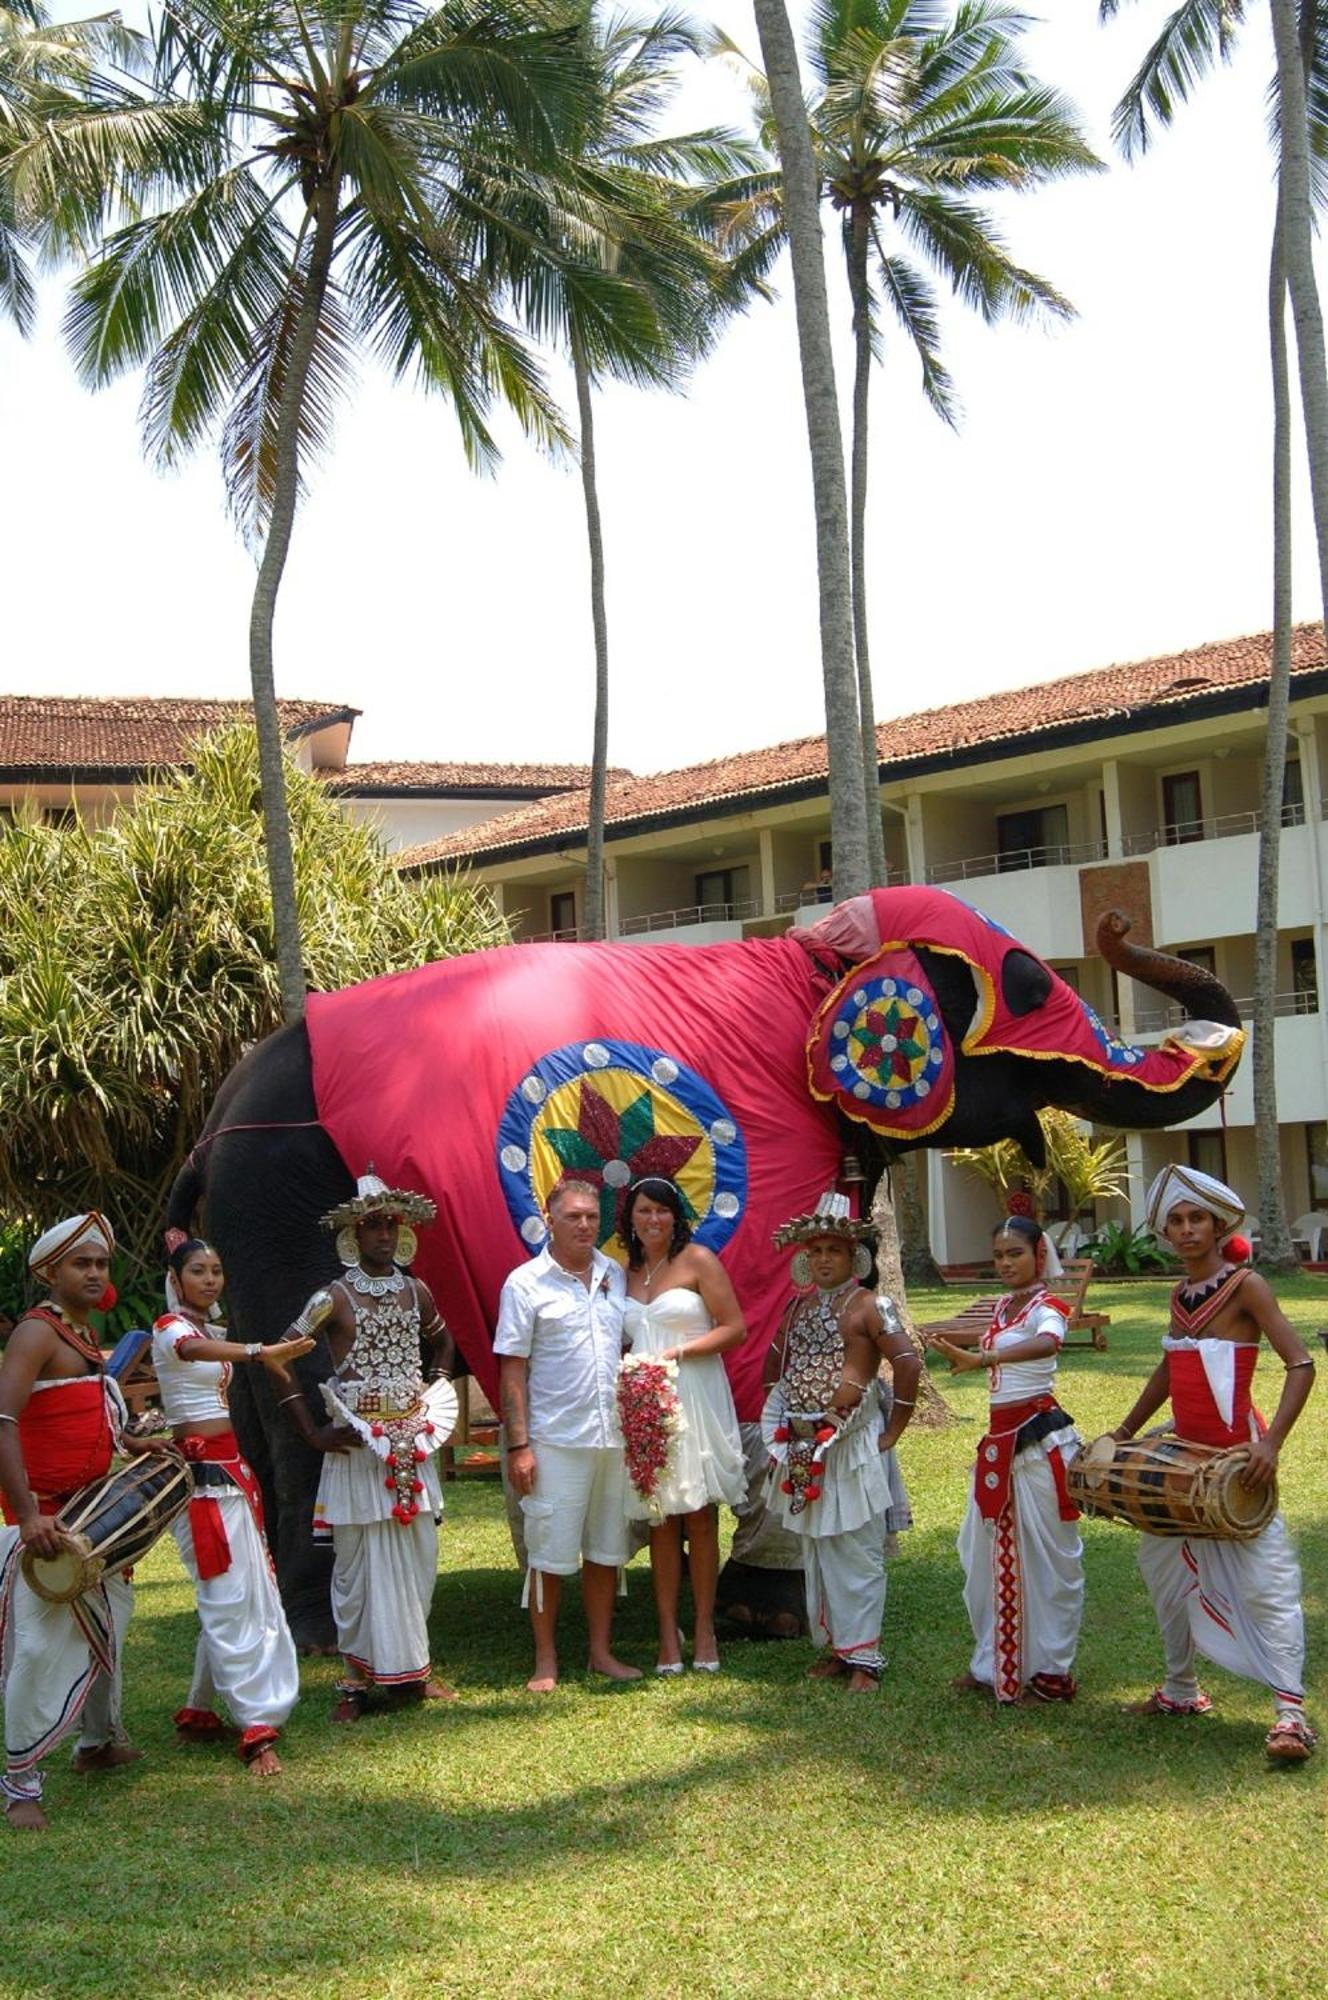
xmin=1187 ymin=1129 xmax=1228 ymax=1181
xmin=549 ymin=890 xmax=577 ymax=938
xmin=695 ymin=866 xmax=750 ymax=914
xmin=1162 ymin=771 xmax=1203 ymax=844
xmin=1291 ymin=937 xmax=1319 ymax=1011
xmin=1282 ymin=760 xmax=1305 ymax=824
xmin=995 ymin=803 xmax=1070 ymax=871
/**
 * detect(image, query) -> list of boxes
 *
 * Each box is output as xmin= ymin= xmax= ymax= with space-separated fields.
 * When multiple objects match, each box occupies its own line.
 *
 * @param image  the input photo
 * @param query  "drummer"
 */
xmin=1113 ymin=1166 xmax=1316 ymax=1762
xmin=0 ymin=1212 xmax=166 ymax=1832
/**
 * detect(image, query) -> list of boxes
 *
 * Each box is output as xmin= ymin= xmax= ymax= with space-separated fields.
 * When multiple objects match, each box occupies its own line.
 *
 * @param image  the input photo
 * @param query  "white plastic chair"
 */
xmin=1290 ymin=1213 xmax=1328 ymax=1260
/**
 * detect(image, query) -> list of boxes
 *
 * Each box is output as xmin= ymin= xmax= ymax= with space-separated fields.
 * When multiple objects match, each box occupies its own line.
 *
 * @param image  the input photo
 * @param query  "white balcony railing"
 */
xmin=1123 ymin=989 xmax=1318 ymax=1037
xmin=1121 ymin=802 xmax=1305 ymax=855
xmin=926 ymin=838 xmax=1106 ymax=885
xmin=618 ymin=898 xmax=760 ymax=936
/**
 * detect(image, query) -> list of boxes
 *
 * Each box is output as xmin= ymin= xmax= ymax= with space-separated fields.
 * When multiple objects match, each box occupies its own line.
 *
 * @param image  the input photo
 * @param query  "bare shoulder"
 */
xmin=0 ymin=1314 xmax=60 ymax=1400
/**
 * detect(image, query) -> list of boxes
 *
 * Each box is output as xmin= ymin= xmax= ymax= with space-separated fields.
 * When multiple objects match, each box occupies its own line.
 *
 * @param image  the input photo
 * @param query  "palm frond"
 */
xmin=875 ymin=240 xmax=956 ymax=421
xmin=1109 ymin=0 xmax=1246 ymax=158
xmin=899 ymin=188 xmax=1073 ymax=322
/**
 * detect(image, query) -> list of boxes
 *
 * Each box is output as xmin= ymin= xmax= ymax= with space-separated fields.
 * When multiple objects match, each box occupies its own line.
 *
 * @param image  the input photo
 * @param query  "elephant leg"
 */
xmin=715 ymin=1423 xmax=807 ymax=1640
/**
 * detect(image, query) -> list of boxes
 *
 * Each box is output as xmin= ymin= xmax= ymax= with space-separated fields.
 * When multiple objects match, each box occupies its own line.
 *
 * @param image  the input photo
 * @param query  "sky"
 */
xmin=2 ymin=1 xmax=1320 ymax=771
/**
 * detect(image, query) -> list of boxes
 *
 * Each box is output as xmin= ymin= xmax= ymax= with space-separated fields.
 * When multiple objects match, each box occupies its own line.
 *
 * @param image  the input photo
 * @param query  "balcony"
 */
xmin=1125 ymin=989 xmax=1318 ymax=1037
xmin=618 ymin=898 xmax=760 ymax=942
xmin=926 ymin=838 xmax=1106 ymax=885
xmin=1121 ymin=802 xmax=1305 ymax=855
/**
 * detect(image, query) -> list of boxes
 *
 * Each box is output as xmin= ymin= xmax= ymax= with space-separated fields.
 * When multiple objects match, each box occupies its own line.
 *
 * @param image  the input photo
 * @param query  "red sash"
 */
xmin=3 ymin=1377 xmax=113 ymax=1521
xmin=974 ymin=1395 xmax=1078 ymax=1522
xmin=179 ymin=1432 xmax=266 ymax=1581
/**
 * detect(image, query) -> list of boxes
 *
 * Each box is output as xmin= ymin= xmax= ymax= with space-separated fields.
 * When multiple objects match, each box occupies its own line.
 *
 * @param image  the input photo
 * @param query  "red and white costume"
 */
xmin=1137 ymin=1268 xmax=1307 ymax=1723
xmin=956 ymin=1289 xmax=1083 ymax=1702
xmin=1 ymin=1312 xmax=133 ymax=1809
xmin=152 ymin=1315 xmax=299 ymax=1756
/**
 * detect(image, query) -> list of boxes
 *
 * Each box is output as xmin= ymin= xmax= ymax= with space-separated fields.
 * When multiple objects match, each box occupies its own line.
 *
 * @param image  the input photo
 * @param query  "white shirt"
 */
xmin=152 ymin=1313 xmax=232 ymax=1428
xmin=494 ymin=1247 xmax=626 ymax=1449
xmin=981 ymin=1292 xmax=1066 ymax=1407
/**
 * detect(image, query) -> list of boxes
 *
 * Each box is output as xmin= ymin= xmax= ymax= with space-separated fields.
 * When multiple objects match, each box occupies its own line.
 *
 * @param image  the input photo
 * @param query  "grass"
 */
xmin=2 ymin=1280 xmax=1323 ymax=2000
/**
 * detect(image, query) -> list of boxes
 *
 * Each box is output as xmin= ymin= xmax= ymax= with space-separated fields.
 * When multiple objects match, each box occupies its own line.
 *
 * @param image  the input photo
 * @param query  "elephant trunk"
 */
xmin=1095 ymin=910 xmax=1241 ymax=1028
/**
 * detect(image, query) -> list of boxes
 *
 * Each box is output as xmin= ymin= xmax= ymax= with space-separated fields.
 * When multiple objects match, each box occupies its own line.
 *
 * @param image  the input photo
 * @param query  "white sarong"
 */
xmin=957 ymin=1443 xmax=1083 ymax=1699
xmin=1136 ymin=1512 xmax=1306 ymax=1714
xmin=0 ymin=1530 xmax=132 ymax=1801
xmin=172 ymin=1493 xmax=300 ymax=1730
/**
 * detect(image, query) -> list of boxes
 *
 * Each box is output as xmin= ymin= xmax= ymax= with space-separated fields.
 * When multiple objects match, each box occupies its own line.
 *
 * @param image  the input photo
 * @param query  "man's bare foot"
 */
xmin=951 ymin=1672 xmax=991 ymax=1696
xmin=71 ymin=1742 xmax=143 ymax=1774
xmin=5 ymin=1796 xmax=47 ymax=1831
xmin=245 ymin=1746 xmax=282 ymax=1777
xmin=845 ymin=1669 xmax=880 ymax=1694
xmin=422 ymin=1679 xmax=457 ymax=1702
xmin=527 ymin=1661 xmax=559 ymax=1693
xmin=331 ymin=1686 xmax=368 ymax=1724
xmin=586 ymin=1654 xmax=642 ymax=1681
xmin=808 ymin=1657 xmax=849 ymax=1680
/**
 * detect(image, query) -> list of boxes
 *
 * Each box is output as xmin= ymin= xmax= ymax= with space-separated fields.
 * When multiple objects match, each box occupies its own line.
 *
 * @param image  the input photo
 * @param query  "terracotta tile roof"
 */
xmin=0 ymin=695 xmax=358 ymax=775
xmin=399 ymin=624 xmax=1327 ymax=869
xmin=324 ymin=760 xmax=631 ymax=795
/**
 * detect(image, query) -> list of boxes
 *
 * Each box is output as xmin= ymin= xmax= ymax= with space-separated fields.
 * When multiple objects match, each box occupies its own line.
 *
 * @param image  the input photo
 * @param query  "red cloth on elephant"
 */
xmin=306 ymin=935 xmax=843 ymax=1421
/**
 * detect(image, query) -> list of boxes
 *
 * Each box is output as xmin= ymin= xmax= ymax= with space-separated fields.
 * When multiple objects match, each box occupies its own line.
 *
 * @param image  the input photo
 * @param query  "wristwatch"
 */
xmin=246 ymin=1343 xmax=262 ymax=1361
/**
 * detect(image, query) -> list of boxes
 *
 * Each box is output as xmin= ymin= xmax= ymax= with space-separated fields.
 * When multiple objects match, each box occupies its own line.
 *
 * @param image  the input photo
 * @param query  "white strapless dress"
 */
xmin=622 ymin=1290 xmax=746 ymax=1518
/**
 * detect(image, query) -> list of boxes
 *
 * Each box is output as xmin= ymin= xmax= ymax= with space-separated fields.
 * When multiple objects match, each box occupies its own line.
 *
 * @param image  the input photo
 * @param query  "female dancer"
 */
xmin=620 ymin=1178 xmax=746 ymax=1674
xmin=152 ymin=1236 xmax=313 ymax=1774
xmin=933 ymin=1215 xmax=1083 ymax=1705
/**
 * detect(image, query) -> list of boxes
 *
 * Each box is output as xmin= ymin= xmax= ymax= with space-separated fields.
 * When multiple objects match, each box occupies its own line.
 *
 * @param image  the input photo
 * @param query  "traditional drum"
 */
xmin=20 ymin=1449 xmax=194 ymax=1603
xmin=1067 ymin=1432 xmax=1276 ymax=1541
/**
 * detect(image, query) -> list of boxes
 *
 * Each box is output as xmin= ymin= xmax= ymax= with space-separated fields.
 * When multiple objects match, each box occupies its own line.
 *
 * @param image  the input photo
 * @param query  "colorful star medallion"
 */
xmin=496 ymin=1039 xmax=748 ymax=1258
xmin=827 ymin=976 xmax=945 ymax=1110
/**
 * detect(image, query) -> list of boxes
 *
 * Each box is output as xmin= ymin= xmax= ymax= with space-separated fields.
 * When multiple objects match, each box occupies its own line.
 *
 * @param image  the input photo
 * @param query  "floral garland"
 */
xmin=616 ymin=1354 xmax=686 ymax=1521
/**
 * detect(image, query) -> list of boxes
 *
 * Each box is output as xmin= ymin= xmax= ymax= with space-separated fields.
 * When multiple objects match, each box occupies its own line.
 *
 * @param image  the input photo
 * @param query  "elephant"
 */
xmin=167 ymin=883 xmax=1244 ymax=1648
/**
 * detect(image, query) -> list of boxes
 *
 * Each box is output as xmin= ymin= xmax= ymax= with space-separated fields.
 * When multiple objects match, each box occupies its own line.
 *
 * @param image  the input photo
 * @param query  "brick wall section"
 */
xmin=1079 ymin=862 xmax=1154 ymax=957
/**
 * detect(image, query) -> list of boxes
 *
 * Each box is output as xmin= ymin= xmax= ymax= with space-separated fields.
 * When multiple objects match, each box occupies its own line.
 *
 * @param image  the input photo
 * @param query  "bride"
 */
xmin=620 ymin=1177 xmax=746 ymax=1674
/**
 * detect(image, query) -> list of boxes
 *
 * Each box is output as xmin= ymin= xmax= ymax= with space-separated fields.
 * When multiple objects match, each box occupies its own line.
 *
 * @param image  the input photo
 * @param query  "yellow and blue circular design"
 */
xmin=826 ymin=976 xmax=946 ymax=1112
xmin=1079 ymin=1000 xmax=1146 ymax=1070
xmin=496 ymin=1039 xmax=748 ymax=1259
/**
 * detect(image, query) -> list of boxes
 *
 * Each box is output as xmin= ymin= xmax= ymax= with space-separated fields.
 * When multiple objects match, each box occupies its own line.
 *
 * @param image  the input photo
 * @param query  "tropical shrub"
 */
xmin=0 ymin=725 xmax=506 ymax=1285
xmin=1079 ymin=1222 xmax=1173 ymax=1277
xmin=947 ymin=1110 xmax=1128 ymax=1237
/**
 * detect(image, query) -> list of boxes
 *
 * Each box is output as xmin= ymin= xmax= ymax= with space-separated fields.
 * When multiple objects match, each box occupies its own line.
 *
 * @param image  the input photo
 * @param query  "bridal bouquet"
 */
xmin=616 ymin=1354 xmax=686 ymax=1520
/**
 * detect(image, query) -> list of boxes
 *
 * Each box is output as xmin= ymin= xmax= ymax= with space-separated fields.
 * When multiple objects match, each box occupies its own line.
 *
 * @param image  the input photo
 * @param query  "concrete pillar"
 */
xmin=758 ymin=827 xmax=776 ymax=919
xmin=926 ymin=1150 xmax=951 ymax=1265
xmin=1101 ymin=758 xmax=1123 ymax=860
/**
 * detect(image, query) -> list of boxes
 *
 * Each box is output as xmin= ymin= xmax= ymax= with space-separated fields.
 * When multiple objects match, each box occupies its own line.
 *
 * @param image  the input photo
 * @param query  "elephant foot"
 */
xmin=714 ymin=1559 xmax=807 ymax=1641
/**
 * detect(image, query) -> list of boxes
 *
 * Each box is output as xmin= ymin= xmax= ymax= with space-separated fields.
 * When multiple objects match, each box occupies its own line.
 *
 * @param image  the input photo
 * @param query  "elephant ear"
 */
xmin=807 ymin=945 xmax=955 ymax=1140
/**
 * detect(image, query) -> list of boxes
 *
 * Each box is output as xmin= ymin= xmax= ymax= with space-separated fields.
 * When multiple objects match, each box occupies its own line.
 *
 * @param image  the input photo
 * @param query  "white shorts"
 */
xmin=520 ymin=1443 xmax=630 ymax=1575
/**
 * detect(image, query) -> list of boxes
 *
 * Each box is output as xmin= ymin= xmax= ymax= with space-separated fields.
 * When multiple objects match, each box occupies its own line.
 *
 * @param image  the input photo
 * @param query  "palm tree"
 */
xmin=479 ymin=5 xmax=760 ymax=939
xmin=8 ymin=0 xmax=593 ymax=1021
xmin=720 ymin=1 xmax=1096 ymax=887
xmin=751 ymin=0 xmax=870 ymax=900
xmin=1102 ymin=0 xmax=1328 ymax=1267
xmin=0 ymin=0 xmax=138 ymax=332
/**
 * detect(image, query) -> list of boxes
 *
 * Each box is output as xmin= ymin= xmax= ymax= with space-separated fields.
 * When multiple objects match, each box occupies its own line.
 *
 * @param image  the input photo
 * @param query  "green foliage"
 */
xmin=1079 ymin=1219 xmax=1173 ymax=1275
xmin=948 ymin=1108 xmax=1129 ymax=1228
xmin=0 ymin=724 xmax=506 ymax=1281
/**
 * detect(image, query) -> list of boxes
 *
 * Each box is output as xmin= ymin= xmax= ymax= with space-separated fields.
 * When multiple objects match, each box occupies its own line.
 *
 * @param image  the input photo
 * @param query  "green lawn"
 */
xmin=2 ymin=1280 xmax=1323 ymax=1999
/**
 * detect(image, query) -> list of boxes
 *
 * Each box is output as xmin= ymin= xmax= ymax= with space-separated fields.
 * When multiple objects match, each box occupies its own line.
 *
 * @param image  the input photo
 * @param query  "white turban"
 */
xmin=28 ymin=1211 xmax=115 ymax=1282
xmin=1144 ymin=1167 xmax=1243 ymax=1238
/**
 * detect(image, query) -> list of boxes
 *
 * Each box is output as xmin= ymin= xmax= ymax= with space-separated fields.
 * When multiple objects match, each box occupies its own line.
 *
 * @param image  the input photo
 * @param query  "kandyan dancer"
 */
xmin=154 ymin=1235 xmax=313 ymax=1775
xmin=274 ymin=1173 xmax=457 ymax=1722
xmin=764 ymin=1193 xmax=918 ymax=1692
xmin=934 ymin=1215 xmax=1083 ymax=1706
xmin=1114 ymin=1167 xmax=1316 ymax=1762
xmin=0 ymin=1214 xmax=163 ymax=1831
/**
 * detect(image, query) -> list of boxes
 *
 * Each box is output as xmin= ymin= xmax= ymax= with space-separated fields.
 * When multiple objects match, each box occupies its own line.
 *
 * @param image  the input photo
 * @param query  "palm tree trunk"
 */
xmin=847 ymin=203 xmax=887 ymax=887
xmin=248 ymin=181 xmax=340 ymax=1023
xmin=895 ymin=1151 xmax=941 ymax=1285
xmin=1270 ymin=0 xmax=1328 ymax=617
xmin=573 ymin=332 xmax=609 ymax=942
xmin=1254 ymin=193 xmax=1299 ymax=1269
xmin=870 ymin=1170 xmax=955 ymax=1426
xmin=752 ymin=0 xmax=869 ymax=900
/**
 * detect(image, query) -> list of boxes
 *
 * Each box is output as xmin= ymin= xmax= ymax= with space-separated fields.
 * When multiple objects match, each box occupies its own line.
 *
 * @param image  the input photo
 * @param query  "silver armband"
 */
xmin=295 ymin=1290 xmax=334 ymax=1338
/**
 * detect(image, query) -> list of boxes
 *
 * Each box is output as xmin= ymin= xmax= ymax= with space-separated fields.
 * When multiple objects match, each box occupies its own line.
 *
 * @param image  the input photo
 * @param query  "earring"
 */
xmin=853 ymin=1245 xmax=873 ymax=1281
xmin=790 ymin=1250 xmax=812 ymax=1288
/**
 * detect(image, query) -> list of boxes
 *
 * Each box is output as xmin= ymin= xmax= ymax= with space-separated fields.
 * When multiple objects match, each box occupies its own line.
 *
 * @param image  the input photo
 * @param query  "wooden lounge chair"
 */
xmin=920 ymin=1255 xmax=1109 ymax=1352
